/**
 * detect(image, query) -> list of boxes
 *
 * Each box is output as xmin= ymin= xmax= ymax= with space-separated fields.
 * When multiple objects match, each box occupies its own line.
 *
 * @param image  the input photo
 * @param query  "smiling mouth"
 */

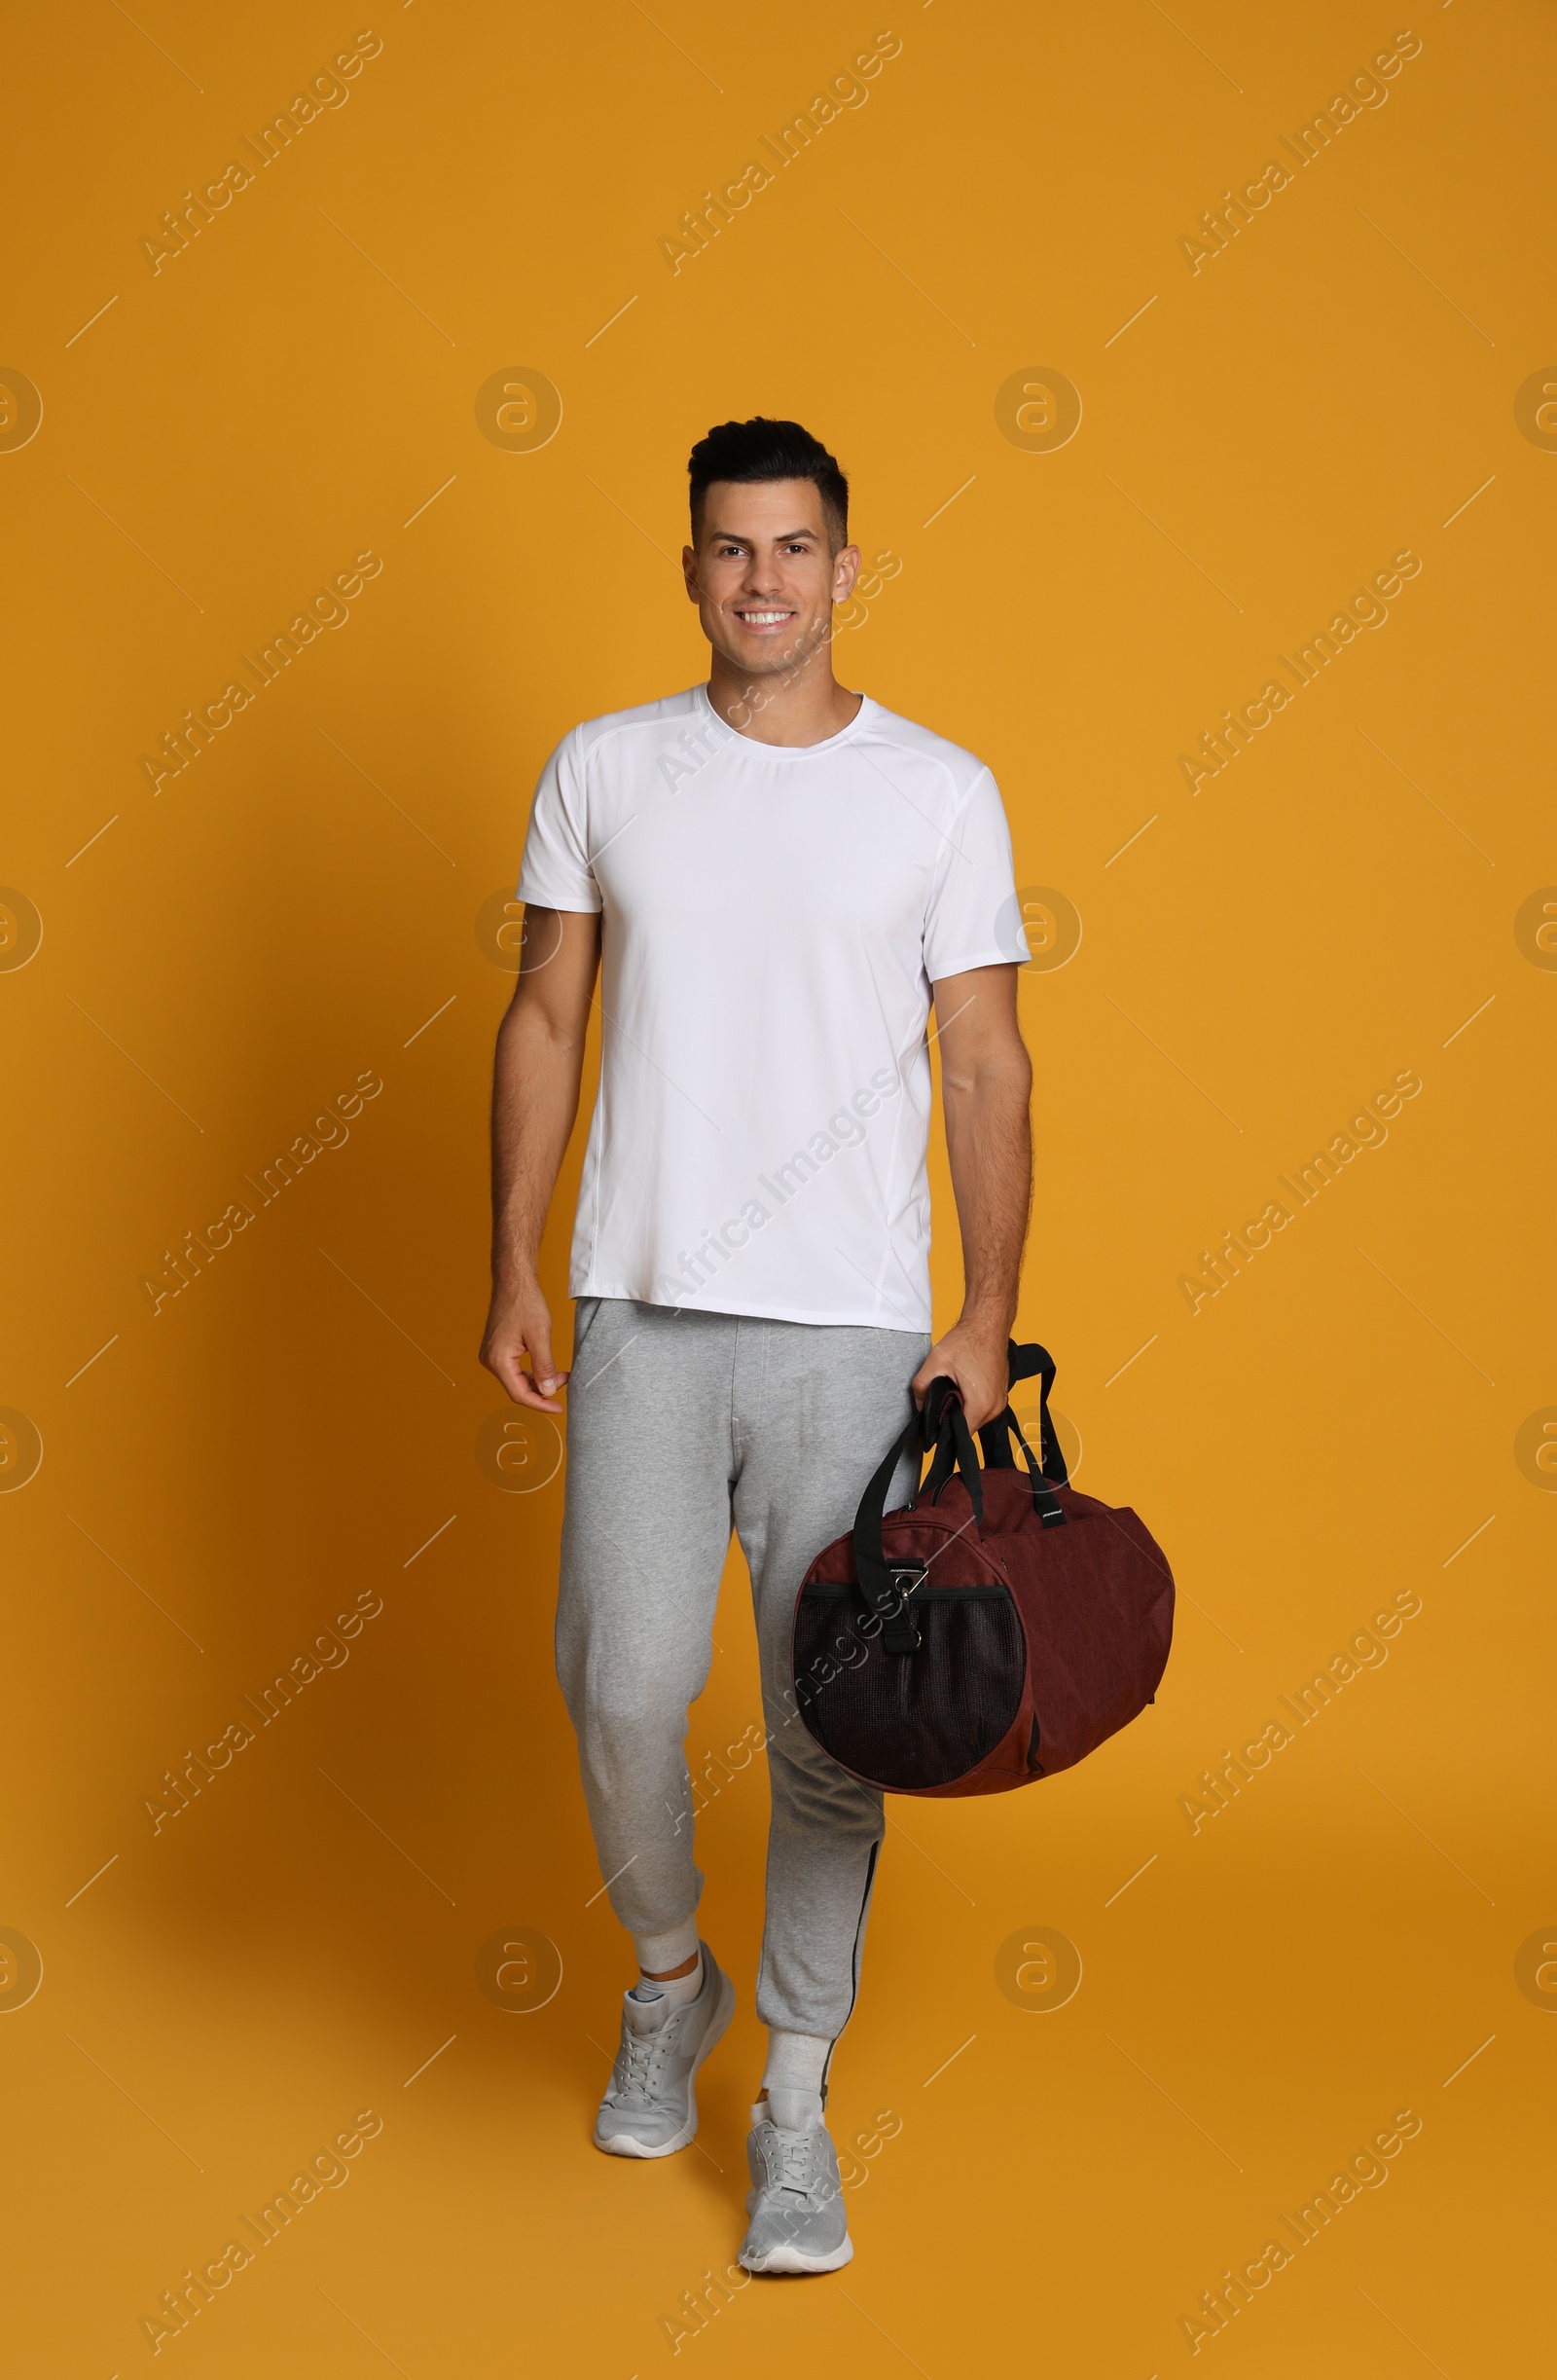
xmin=733 ymin=608 xmax=796 ymax=632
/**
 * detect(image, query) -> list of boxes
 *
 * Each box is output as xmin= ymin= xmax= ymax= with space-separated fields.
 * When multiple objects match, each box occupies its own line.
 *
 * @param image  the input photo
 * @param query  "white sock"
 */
xmin=762 ymin=2085 xmax=823 ymax=2132
xmin=633 ymin=1955 xmax=701 ymax=2010
xmin=631 ymin=1922 xmax=702 ymax=2009
xmin=761 ymin=2028 xmax=831 ymax=2105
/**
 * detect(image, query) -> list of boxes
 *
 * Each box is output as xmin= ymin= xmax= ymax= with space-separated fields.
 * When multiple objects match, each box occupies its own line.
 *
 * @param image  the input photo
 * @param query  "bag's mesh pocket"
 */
xmin=795 ymin=1585 xmax=1026 ymax=1791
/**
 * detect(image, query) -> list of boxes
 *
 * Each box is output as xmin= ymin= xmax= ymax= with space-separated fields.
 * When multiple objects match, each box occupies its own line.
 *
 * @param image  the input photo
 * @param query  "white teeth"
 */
xmin=740 ymin=611 xmax=789 ymax=624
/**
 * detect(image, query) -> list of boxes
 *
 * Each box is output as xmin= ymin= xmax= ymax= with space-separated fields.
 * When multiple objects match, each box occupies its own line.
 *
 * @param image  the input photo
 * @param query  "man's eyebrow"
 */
xmin=711 ymin=527 xmax=819 ymax=544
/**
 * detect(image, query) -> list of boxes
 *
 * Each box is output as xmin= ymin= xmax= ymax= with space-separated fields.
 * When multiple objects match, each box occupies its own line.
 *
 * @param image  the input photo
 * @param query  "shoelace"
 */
xmin=611 ymin=2011 xmax=675 ymax=2103
xmin=769 ymin=2123 xmax=816 ymax=2197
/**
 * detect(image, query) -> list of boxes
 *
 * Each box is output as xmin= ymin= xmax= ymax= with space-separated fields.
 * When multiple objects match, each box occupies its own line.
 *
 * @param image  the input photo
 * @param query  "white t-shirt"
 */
xmin=516 ymin=684 xmax=1028 ymax=1332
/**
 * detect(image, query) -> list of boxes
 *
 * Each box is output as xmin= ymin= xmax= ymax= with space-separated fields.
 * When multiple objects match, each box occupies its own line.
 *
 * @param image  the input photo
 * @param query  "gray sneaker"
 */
xmin=593 ymin=1943 xmax=735 ymax=2159
xmin=739 ymin=2091 xmax=853 ymax=2274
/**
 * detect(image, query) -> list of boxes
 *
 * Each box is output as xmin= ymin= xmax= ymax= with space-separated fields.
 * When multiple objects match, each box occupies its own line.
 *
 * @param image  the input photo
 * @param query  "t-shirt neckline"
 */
xmin=694 ymin=682 xmax=877 ymax=760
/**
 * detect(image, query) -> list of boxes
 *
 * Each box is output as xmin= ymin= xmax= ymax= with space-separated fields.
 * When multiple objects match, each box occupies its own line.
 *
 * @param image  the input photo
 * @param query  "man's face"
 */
xmin=683 ymin=479 xmax=860 ymax=678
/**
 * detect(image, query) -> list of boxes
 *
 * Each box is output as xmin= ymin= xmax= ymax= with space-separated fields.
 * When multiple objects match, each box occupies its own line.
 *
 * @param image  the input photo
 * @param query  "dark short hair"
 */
xmin=687 ymin=417 xmax=850 ymax=546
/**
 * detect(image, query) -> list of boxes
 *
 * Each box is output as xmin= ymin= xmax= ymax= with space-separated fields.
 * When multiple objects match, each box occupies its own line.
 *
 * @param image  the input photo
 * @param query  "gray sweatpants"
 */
xmin=556 ymin=1297 xmax=930 ymax=2041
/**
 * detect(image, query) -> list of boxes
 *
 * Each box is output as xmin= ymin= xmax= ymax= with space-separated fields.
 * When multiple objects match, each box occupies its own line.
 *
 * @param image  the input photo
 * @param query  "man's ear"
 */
xmin=831 ymin=543 xmax=862 ymax=602
xmin=681 ymin=544 xmax=701 ymax=601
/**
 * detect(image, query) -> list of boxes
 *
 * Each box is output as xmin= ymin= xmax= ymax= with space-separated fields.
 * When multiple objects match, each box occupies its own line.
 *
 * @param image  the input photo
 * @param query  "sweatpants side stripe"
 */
xmin=820 ymin=1834 xmax=881 ymax=2103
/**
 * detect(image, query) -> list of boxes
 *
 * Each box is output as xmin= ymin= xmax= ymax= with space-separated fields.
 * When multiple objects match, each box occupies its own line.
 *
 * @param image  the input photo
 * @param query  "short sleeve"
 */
xmin=922 ymin=766 xmax=1030 ymax=980
xmin=516 ymin=728 xmax=601 ymax=913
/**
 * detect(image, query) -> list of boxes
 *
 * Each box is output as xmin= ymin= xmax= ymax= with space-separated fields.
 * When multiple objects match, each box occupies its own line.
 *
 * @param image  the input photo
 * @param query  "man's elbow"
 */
xmin=500 ymin=987 xmax=590 ymax=1063
xmin=971 ymin=1028 xmax=1032 ymax=1089
xmin=950 ymin=1037 xmax=1032 ymax=1100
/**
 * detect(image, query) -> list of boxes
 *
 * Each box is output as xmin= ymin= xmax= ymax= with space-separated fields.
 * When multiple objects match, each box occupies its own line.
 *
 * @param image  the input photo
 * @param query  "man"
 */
xmin=480 ymin=417 xmax=1032 ymax=2273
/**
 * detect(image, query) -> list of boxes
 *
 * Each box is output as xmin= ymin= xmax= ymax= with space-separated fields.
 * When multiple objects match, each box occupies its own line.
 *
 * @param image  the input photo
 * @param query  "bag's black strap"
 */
xmin=850 ymin=1347 xmax=1067 ymax=1658
xmin=852 ymin=1377 xmax=980 ymax=1655
xmin=977 ymin=1339 xmax=1068 ymax=1527
xmin=921 ymin=1380 xmax=986 ymax=1517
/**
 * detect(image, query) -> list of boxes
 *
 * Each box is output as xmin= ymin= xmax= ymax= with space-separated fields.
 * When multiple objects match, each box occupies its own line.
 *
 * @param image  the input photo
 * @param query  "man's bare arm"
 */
xmin=910 ymin=964 xmax=1033 ymax=1431
xmin=479 ymin=906 xmax=601 ymax=1411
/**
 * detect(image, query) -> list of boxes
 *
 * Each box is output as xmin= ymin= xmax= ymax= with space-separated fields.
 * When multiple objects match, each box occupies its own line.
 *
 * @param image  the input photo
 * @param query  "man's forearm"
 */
xmin=489 ymin=1002 xmax=587 ymax=1284
xmin=480 ymin=906 xmax=599 ymax=1411
xmin=912 ymin=967 xmax=1032 ymax=1423
xmin=942 ymin=1049 xmax=1033 ymax=1330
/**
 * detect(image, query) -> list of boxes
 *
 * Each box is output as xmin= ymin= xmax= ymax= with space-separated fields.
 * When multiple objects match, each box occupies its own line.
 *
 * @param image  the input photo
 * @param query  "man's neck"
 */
xmin=706 ymin=644 xmax=864 ymax=748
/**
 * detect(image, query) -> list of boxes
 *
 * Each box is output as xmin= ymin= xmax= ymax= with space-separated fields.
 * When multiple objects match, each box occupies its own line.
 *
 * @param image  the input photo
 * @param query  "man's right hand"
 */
xmin=480 ymin=1277 xmax=567 ymax=1412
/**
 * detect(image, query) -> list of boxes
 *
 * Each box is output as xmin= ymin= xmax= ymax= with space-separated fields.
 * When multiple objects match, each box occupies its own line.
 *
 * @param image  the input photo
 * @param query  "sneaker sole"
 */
xmin=594 ymin=1968 xmax=736 ymax=2160
xmin=739 ymin=2234 xmax=854 ymax=2277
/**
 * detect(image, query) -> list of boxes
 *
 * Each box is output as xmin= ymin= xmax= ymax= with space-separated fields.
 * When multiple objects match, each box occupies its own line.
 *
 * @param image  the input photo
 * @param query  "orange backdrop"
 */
xmin=3 ymin=2 xmax=1552 ymax=2371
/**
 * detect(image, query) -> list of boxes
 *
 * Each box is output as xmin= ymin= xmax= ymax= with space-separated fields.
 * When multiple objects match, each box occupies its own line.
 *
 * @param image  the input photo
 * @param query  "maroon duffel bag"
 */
xmin=791 ymin=1342 xmax=1175 ymax=1797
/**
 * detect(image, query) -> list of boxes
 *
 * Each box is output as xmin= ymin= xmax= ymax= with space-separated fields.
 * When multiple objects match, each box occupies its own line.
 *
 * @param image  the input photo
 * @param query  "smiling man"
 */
xmin=481 ymin=417 xmax=1032 ymax=2274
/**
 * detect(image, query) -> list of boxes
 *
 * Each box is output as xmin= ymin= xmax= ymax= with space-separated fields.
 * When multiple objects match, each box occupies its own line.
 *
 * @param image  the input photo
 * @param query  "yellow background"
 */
xmin=3 ymin=1 xmax=1552 ymax=2370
